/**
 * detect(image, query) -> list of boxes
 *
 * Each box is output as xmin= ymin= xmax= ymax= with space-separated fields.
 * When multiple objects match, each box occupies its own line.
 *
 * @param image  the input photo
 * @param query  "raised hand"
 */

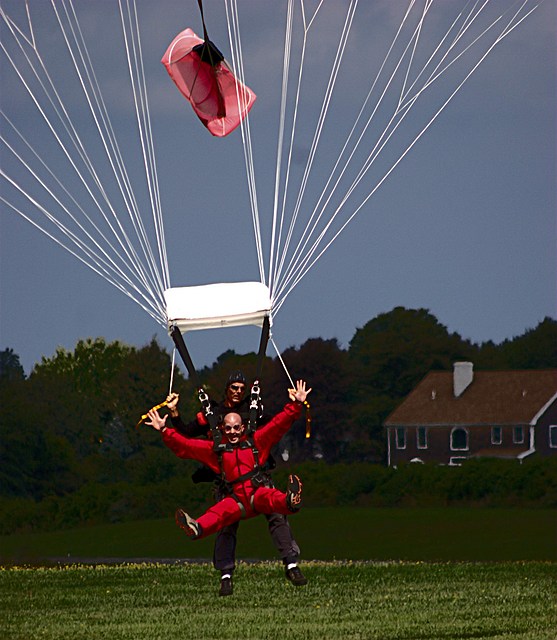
xmin=166 ymin=392 xmax=180 ymax=417
xmin=288 ymin=380 xmax=312 ymax=404
xmin=145 ymin=408 xmax=168 ymax=432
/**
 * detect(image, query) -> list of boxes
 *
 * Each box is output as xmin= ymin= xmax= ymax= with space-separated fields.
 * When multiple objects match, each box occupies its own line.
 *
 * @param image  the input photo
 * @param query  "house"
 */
xmin=384 ymin=363 xmax=557 ymax=466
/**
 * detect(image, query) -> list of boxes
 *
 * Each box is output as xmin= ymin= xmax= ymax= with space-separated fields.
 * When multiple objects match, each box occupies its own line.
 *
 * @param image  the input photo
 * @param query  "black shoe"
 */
xmin=219 ymin=576 xmax=233 ymax=597
xmin=286 ymin=474 xmax=303 ymax=511
xmin=175 ymin=508 xmax=200 ymax=539
xmin=285 ymin=565 xmax=307 ymax=586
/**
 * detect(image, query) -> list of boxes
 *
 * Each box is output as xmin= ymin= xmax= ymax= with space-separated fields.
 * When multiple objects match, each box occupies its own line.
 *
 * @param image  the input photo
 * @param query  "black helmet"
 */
xmin=226 ymin=370 xmax=247 ymax=389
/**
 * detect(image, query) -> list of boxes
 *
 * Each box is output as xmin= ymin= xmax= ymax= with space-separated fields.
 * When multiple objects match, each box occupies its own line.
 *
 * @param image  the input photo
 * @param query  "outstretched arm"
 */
xmin=145 ymin=408 xmax=220 ymax=472
xmin=256 ymin=380 xmax=312 ymax=453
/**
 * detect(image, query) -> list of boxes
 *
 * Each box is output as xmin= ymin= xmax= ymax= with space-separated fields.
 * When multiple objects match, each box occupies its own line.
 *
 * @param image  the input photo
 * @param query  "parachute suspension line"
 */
xmin=0 ymin=8 xmax=129 ymax=250
xmin=0 ymin=10 xmax=161 ymax=316
xmin=24 ymin=0 xmax=36 ymax=49
xmin=271 ymin=0 xmax=358 ymax=299
xmin=0 ymin=114 xmax=146 ymax=293
xmin=268 ymin=0 xmax=295 ymax=301
xmin=269 ymin=0 xmax=328 ymax=300
xmin=273 ymin=0 xmax=419 ymax=304
xmin=273 ymin=0 xmax=431 ymax=305
xmin=273 ymin=1 xmax=539 ymax=318
xmin=0 ymin=1 xmax=169 ymax=326
xmin=270 ymin=0 xmax=539 ymax=315
xmin=225 ymin=0 xmax=265 ymax=284
xmin=0 ymin=190 xmax=165 ymax=325
xmin=273 ymin=0 xmax=430 ymax=305
xmin=397 ymin=0 xmax=432 ymax=108
xmin=53 ymin=0 xmax=166 ymax=303
xmin=168 ymin=348 xmax=176 ymax=395
xmin=117 ymin=0 xmax=170 ymax=295
xmin=269 ymin=336 xmax=311 ymax=439
xmin=0 ymin=118 xmax=164 ymax=325
xmin=62 ymin=0 xmax=168 ymax=304
xmin=269 ymin=336 xmax=295 ymax=389
xmin=1 ymin=2 xmax=161 ymax=308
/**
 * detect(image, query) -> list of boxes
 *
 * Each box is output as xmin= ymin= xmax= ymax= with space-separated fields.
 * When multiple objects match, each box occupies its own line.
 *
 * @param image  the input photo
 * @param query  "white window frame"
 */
xmin=513 ymin=425 xmax=525 ymax=444
xmin=449 ymin=456 xmax=467 ymax=466
xmin=491 ymin=426 xmax=502 ymax=445
xmin=395 ymin=427 xmax=406 ymax=449
xmin=450 ymin=427 xmax=469 ymax=451
xmin=549 ymin=425 xmax=557 ymax=449
xmin=417 ymin=426 xmax=428 ymax=449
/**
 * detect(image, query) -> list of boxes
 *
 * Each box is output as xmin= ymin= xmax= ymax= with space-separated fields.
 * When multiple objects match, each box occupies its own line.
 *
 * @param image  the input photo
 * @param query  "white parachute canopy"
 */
xmin=0 ymin=1 xmax=542 ymax=343
xmin=164 ymin=282 xmax=272 ymax=333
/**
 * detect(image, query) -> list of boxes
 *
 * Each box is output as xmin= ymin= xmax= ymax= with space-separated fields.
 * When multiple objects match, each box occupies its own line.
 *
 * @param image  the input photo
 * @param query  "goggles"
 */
xmin=223 ymin=423 xmax=243 ymax=434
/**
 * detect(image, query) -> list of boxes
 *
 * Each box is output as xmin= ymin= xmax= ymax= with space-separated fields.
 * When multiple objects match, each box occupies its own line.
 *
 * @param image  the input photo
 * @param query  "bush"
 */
xmin=0 ymin=457 xmax=555 ymax=534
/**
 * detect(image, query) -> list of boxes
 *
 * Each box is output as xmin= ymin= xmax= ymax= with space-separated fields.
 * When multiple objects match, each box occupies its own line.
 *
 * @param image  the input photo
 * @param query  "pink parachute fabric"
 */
xmin=161 ymin=28 xmax=256 ymax=137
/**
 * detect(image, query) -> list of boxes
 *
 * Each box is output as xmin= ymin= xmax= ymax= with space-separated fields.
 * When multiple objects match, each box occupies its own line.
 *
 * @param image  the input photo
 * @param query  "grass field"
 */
xmin=1 ymin=561 xmax=555 ymax=640
xmin=2 ymin=509 xmax=555 ymax=639
xmin=1 ymin=507 xmax=555 ymax=564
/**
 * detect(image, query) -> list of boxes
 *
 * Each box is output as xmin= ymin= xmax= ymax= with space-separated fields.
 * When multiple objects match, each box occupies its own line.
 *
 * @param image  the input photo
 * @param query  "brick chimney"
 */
xmin=453 ymin=362 xmax=473 ymax=397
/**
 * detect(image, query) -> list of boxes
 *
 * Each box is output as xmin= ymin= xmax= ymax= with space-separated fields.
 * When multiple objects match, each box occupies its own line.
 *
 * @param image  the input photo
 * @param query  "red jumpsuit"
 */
xmin=162 ymin=401 xmax=302 ymax=538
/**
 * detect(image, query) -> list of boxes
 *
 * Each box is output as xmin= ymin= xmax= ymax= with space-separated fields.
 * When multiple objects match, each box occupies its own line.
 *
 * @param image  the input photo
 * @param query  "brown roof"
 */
xmin=385 ymin=369 xmax=557 ymax=426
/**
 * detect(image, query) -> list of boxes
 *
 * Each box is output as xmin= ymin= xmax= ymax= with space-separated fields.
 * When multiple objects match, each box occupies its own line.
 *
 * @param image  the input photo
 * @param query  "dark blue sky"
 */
xmin=1 ymin=1 xmax=555 ymax=376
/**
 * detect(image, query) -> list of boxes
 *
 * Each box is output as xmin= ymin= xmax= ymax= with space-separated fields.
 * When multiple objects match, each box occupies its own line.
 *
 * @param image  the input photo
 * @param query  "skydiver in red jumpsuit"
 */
xmin=145 ymin=380 xmax=311 ymax=540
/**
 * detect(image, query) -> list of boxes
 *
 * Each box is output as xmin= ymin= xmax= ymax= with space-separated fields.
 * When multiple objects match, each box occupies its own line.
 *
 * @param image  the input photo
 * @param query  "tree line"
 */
xmin=1 ymin=307 xmax=555 ymax=533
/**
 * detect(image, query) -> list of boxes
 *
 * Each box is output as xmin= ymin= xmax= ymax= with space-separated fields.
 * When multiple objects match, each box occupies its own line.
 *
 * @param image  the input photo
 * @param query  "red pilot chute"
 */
xmin=161 ymin=28 xmax=256 ymax=137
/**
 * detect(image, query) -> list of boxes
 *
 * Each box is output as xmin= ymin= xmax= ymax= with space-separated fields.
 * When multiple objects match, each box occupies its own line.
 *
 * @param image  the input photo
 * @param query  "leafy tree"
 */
xmin=33 ymin=338 xmax=133 ymax=398
xmin=493 ymin=317 xmax=557 ymax=369
xmin=267 ymin=338 xmax=350 ymax=463
xmin=348 ymin=307 xmax=475 ymax=401
xmin=0 ymin=348 xmax=25 ymax=383
xmin=0 ymin=378 xmax=80 ymax=499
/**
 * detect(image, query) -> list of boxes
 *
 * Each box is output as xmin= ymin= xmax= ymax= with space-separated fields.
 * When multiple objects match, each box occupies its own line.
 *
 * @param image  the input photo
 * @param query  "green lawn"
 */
xmin=1 ymin=561 xmax=555 ymax=640
xmin=1 ymin=507 xmax=555 ymax=564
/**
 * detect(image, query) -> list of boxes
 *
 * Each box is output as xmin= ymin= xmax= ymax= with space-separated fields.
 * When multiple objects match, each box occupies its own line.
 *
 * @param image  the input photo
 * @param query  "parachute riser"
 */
xmin=246 ymin=315 xmax=271 ymax=435
xmin=169 ymin=324 xmax=222 ymax=446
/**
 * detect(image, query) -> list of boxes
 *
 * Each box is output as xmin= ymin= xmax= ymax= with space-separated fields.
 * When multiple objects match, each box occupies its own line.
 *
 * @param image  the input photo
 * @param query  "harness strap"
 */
xmin=235 ymin=499 xmax=246 ymax=519
xmin=218 ymin=438 xmax=265 ymax=501
xmin=246 ymin=380 xmax=261 ymax=435
xmin=226 ymin=467 xmax=260 ymax=488
xmin=245 ymin=316 xmax=270 ymax=436
xmin=198 ymin=387 xmax=222 ymax=447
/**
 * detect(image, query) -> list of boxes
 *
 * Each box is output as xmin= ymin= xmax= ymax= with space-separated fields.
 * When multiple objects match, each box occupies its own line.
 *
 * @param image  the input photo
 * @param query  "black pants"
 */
xmin=213 ymin=512 xmax=301 ymax=573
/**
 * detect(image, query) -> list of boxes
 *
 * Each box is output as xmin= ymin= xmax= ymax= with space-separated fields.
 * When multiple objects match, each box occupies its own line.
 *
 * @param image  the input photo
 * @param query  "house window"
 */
xmin=513 ymin=426 xmax=525 ymax=444
xmin=549 ymin=425 xmax=557 ymax=448
xmin=449 ymin=457 xmax=467 ymax=466
xmin=450 ymin=427 xmax=468 ymax=451
xmin=491 ymin=426 xmax=502 ymax=445
xmin=417 ymin=427 xmax=428 ymax=449
xmin=395 ymin=427 xmax=406 ymax=449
